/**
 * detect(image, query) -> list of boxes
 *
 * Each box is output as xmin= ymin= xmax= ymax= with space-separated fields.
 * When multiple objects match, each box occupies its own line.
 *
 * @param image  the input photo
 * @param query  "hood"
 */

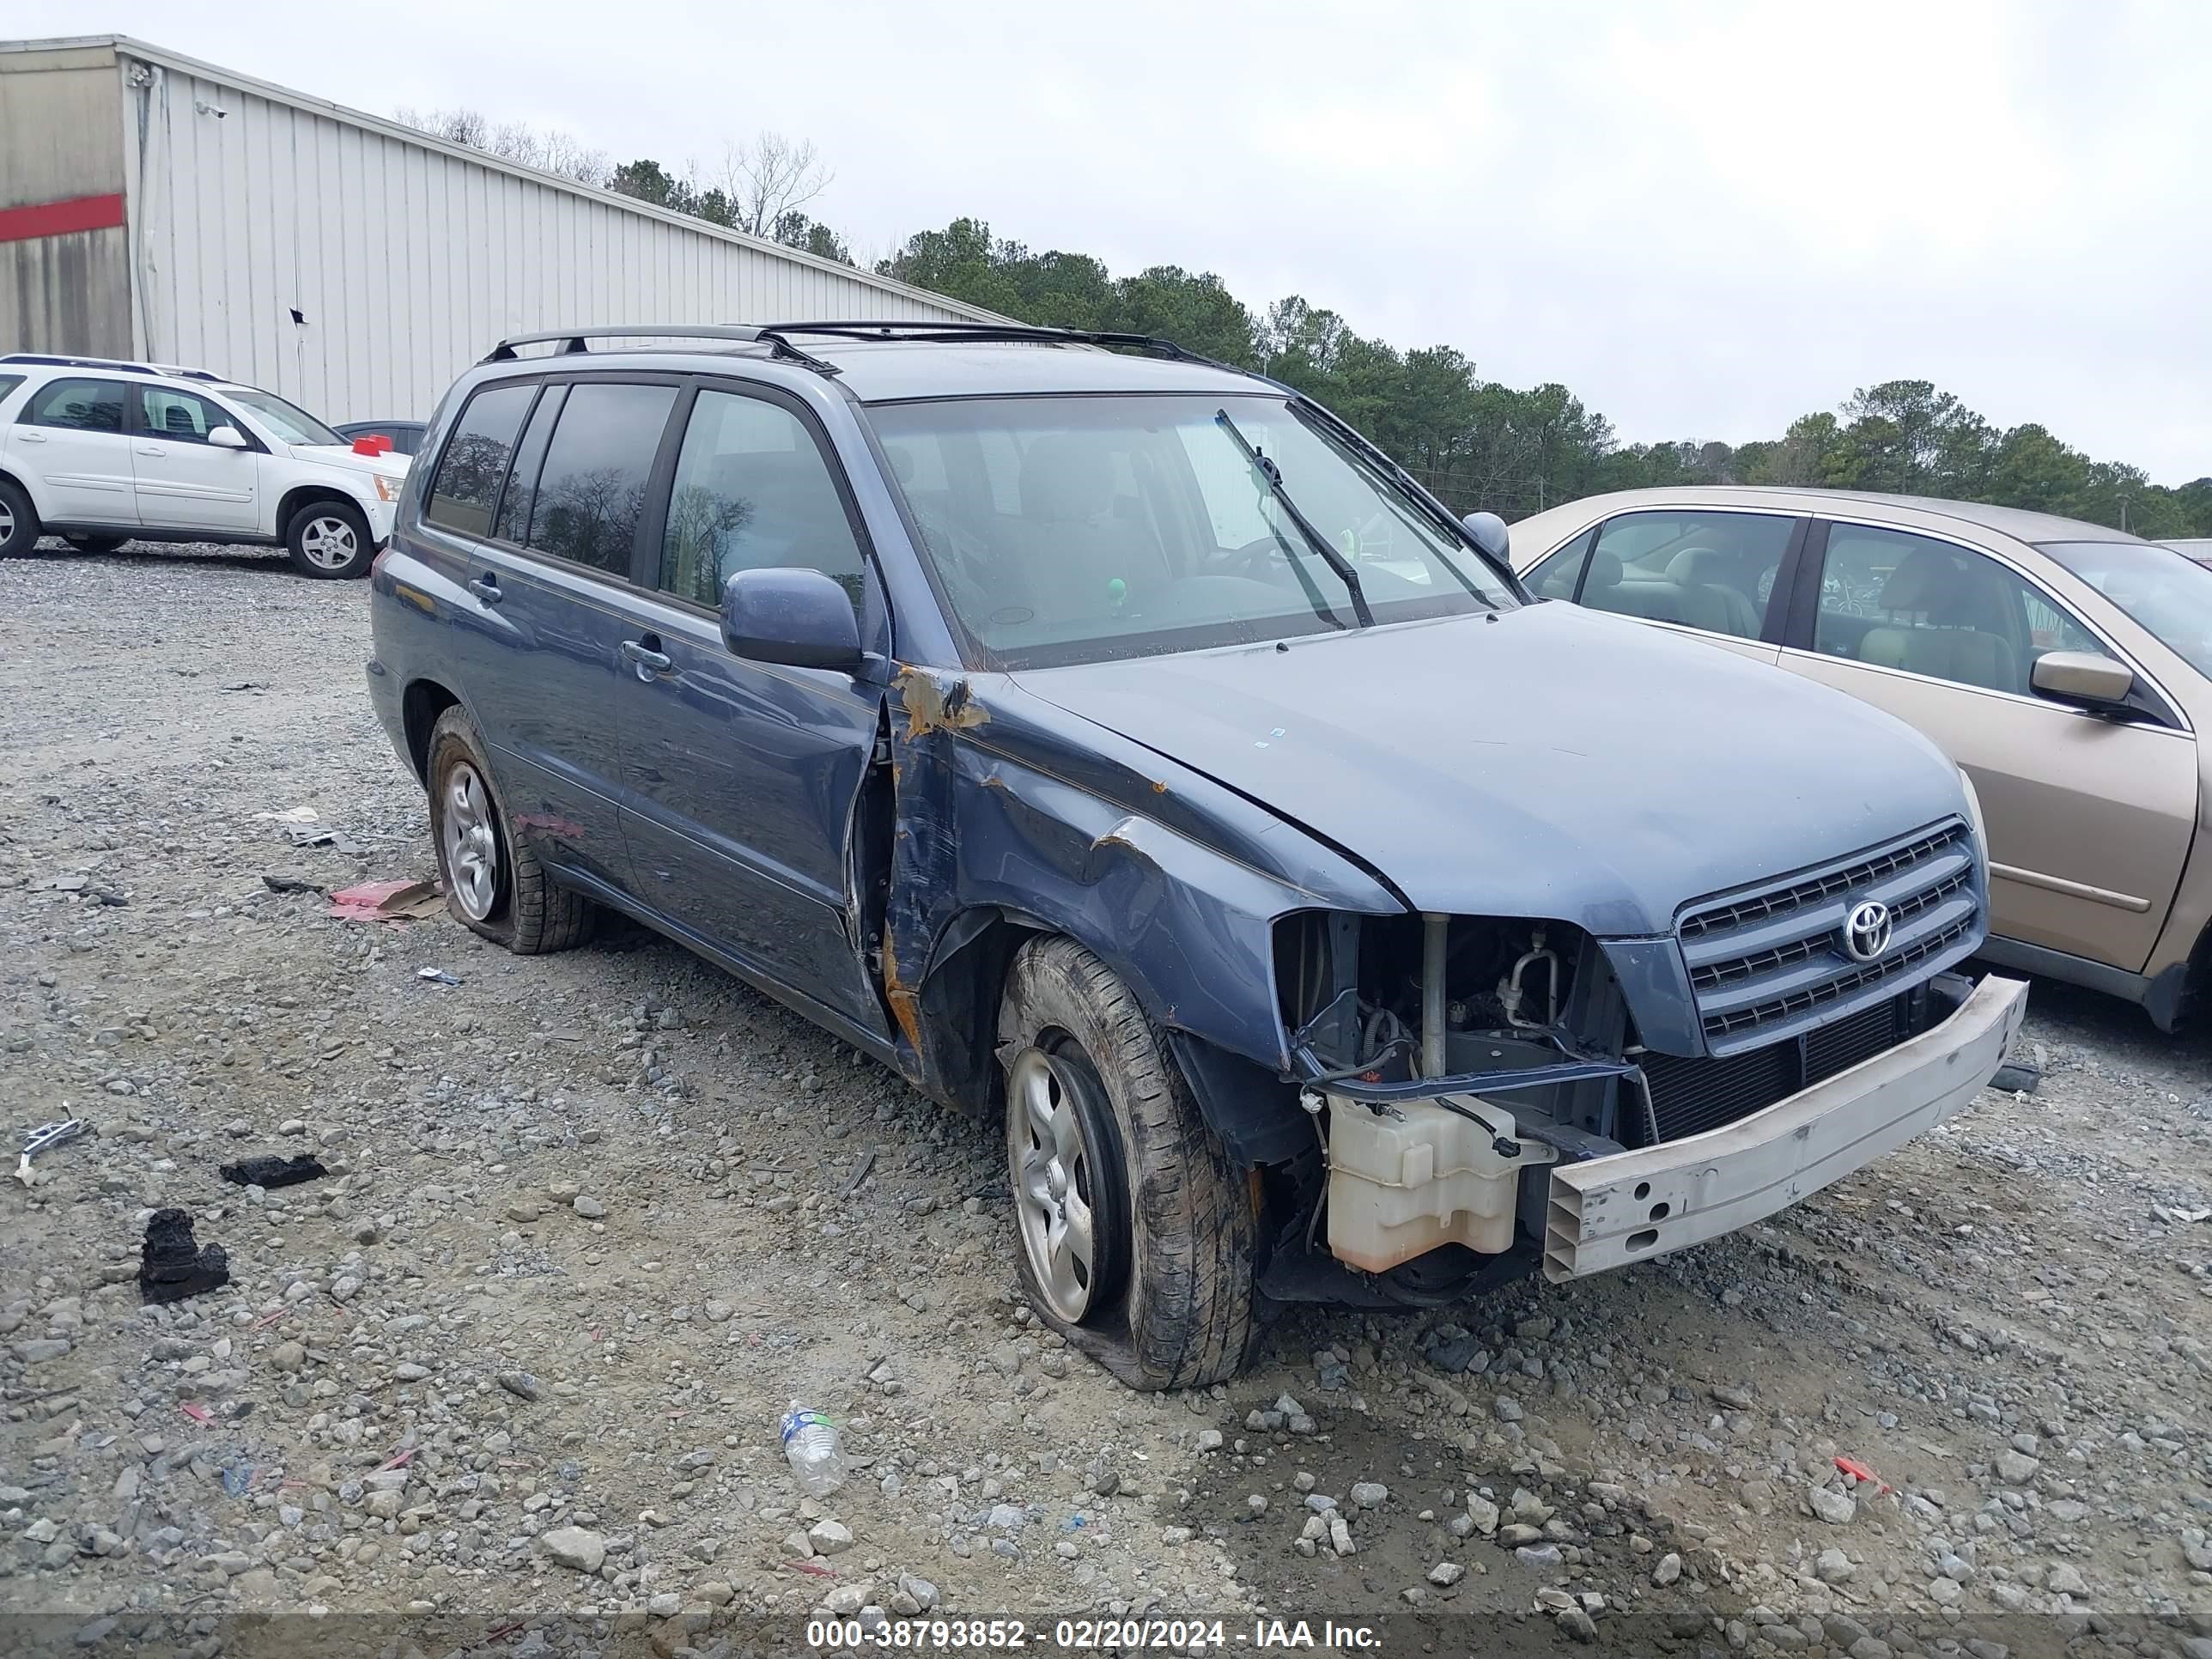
xmin=291 ymin=444 xmax=410 ymax=480
xmin=1015 ymin=603 xmax=1967 ymax=936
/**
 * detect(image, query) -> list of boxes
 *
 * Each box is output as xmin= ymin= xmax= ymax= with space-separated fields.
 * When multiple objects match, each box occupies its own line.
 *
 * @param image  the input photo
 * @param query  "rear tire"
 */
xmin=998 ymin=936 xmax=1258 ymax=1390
xmin=0 ymin=480 xmax=40 ymax=557
xmin=285 ymin=498 xmax=374 ymax=579
xmin=65 ymin=534 xmax=128 ymax=555
xmin=424 ymin=707 xmax=593 ymax=953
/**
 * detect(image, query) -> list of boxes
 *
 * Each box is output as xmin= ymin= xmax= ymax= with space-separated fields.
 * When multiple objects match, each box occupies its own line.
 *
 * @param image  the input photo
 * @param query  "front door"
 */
xmin=129 ymin=386 xmax=263 ymax=534
xmin=612 ymin=380 xmax=890 ymax=1035
xmin=8 ymin=377 xmax=138 ymax=525
xmin=1779 ymin=518 xmax=2197 ymax=970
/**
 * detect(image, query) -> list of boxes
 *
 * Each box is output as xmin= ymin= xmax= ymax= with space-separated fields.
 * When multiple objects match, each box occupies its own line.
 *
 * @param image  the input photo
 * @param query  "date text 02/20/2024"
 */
xmin=802 ymin=1617 xmax=1382 ymax=1650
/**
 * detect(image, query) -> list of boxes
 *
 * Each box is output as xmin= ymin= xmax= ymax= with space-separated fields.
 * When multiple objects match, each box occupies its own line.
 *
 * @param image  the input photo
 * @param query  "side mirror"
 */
xmin=720 ymin=568 xmax=864 ymax=672
xmin=2031 ymin=649 xmax=2133 ymax=707
xmin=208 ymin=425 xmax=249 ymax=450
xmin=1460 ymin=509 xmax=1510 ymax=561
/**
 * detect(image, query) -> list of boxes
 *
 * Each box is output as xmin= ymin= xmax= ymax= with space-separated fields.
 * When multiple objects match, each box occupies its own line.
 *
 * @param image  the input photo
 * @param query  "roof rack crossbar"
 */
xmin=481 ymin=325 xmax=840 ymax=377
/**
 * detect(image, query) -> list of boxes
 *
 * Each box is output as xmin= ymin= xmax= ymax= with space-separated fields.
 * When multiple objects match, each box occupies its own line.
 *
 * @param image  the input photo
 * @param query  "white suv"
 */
xmin=0 ymin=355 xmax=411 ymax=579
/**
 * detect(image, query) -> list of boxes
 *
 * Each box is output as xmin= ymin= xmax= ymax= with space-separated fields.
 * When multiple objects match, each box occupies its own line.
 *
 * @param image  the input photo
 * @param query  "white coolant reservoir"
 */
xmin=1326 ymin=1094 xmax=1558 ymax=1273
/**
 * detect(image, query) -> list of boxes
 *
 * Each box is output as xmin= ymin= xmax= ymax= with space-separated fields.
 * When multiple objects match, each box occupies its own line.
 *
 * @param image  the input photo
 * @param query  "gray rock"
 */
xmin=14 ymin=1338 xmax=70 ymax=1363
xmin=1350 ymin=1481 xmax=1389 ymax=1510
xmin=1194 ymin=1429 xmax=1223 ymax=1453
xmin=1808 ymin=1486 xmax=1856 ymax=1525
xmin=1428 ymin=1560 xmax=1464 ymax=1586
xmin=2045 ymin=1562 xmax=2087 ymax=1596
xmin=1516 ymin=1543 xmax=1563 ymax=1569
xmin=269 ymin=1340 xmax=306 ymax=1372
xmin=1653 ymin=1552 xmax=1683 ymax=1586
xmin=1466 ymin=1494 xmax=1500 ymax=1536
xmin=539 ymin=1526 xmax=605 ymax=1574
xmin=1814 ymin=1547 xmax=1855 ymax=1584
xmin=808 ymin=1519 xmax=854 ymax=1556
xmin=329 ymin=1274 xmax=362 ymax=1303
xmin=1994 ymin=1450 xmax=2040 ymax=1486
xmin=1494 ymin=1396 xmax=1524 ymax=1422
xmin=497 ymin=1370 xmax=543 ymax=1401
xmin=573 ymin=1195 xmax=606 ymax=1219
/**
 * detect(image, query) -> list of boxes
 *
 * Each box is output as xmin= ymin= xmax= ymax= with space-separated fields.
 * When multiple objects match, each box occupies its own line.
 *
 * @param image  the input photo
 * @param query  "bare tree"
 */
xmin=708 ymin=131 xmax=833 ymax=237
xmin=392 ymin=106 xmax=611 ymax=188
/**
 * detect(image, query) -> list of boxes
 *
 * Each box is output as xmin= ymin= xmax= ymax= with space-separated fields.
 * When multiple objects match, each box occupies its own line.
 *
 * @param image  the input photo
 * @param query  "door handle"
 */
xmin=468 ymin=574 xmax=501 ymax=605
xmin=622 ymin=636 xmax=673 ymax=678
xmin=18 ymin=431 xmax=46 ymax=443
xmin=136 ymin=444 xmax=167 ymax=457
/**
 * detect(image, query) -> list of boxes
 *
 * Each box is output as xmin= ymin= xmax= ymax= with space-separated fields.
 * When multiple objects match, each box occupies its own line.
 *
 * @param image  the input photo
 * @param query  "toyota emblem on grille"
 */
xmin=1841 ymin=899 xmax=1893 ymax=962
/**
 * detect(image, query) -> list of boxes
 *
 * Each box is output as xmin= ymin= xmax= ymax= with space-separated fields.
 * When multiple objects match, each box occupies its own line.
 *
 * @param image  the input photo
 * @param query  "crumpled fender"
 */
xmin=882 ymin=665 xmax=1400 ymax=1090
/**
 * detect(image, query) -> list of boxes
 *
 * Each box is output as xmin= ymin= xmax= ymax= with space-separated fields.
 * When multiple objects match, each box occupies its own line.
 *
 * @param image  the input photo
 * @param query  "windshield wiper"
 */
xmin=1215 ymin=409 xmax=1375 ymax=628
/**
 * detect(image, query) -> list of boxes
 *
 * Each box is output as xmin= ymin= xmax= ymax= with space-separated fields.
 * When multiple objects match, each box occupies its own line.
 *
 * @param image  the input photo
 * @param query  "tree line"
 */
xmin=400 ymin=111 xmax=2209 ymax=537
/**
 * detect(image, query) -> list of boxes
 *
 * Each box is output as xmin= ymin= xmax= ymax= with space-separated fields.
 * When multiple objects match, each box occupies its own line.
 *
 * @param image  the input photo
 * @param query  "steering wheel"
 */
xmin=1207 ymin=535 xmax=1298 ymax=580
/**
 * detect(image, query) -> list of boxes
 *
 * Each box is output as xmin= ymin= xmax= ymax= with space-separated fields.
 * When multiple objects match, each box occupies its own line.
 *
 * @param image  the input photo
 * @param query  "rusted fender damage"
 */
xmin=878 ymin=665 xmax=1400 ymax=1109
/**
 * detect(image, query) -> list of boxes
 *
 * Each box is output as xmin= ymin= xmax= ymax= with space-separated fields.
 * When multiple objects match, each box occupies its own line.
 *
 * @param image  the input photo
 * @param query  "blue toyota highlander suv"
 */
xmin=368 ymin=322 xmax=2027 ymax=1389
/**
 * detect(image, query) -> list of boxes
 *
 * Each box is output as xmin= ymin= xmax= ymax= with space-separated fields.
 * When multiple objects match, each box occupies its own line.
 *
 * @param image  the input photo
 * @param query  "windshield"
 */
xmin=866 ymin=392 xmax=1516 ymax=668
xmin=2039 ymin=540 xmax=2212 ymax=681
xmin=222 ymin=386 xmax=345 ymax=447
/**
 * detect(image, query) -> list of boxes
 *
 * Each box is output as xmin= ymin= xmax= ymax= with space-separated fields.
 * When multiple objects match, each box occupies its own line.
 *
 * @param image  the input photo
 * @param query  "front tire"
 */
xmin=998 ymin=937 xmax=1258 ymax=1390
xmin=0 ymin=480 xmax=40 ymax=557
xmin=285 ymin=499 xmax=374 ymax=579
xmin=425 ymin=707 xmax=592 ymax=953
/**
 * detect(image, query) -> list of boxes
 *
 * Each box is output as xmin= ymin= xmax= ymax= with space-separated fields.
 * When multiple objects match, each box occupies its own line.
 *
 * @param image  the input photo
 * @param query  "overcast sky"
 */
xmin=20 ymin=0 xmax=2209 ymax=482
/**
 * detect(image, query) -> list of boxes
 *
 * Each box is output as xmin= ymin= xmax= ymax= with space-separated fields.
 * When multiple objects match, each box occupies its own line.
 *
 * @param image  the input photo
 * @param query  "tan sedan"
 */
xmin=1510 ymin=486 xmax=2212 ymax=1029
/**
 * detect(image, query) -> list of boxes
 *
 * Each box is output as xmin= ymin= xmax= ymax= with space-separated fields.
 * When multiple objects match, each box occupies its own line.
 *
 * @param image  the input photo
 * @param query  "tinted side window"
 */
xmin=659 ymin=389 xmax=866 ymax=611
xmin=425 ymin=384 xmax=535 ymax=538
xmin=1581 ymin=509 xmax=1796 ymax=639
xmin=1813 ymin=525 xmax=2099 ymax=696
xmin=138 ymin=387 xmax=229 ymax=444
xmin=0 ymin=374 xmax=26 ymax=405
xmin=19 ymin=377 xmax=127 ymax=434
xmin=492 ymin=386 xmax=563 ymax=544
xmin=527 ymin=384 xmax=676 ymax=576
xmin=1525 ymin=526 xmax=1595 ymax=599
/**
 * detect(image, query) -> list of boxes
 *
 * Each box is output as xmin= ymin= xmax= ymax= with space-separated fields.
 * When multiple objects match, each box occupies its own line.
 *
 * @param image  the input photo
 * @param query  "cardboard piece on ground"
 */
xmin=329 ymin=879 xmax=443 ymax=924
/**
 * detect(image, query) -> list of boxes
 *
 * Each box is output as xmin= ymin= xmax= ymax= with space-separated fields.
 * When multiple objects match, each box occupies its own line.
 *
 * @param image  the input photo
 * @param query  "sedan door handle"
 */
xmin=468 ymin=574 xmax=501 ymax=605
xmin=622 ymin=637 xmax=673 ymax=678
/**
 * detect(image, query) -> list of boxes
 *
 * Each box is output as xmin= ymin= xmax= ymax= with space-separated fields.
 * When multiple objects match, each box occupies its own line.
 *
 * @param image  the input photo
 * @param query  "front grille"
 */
xmin=1641 ymin=993 xmax=1916 ymax=1144
xmin=1678 ymin=820 xmax=1980 ymax=1054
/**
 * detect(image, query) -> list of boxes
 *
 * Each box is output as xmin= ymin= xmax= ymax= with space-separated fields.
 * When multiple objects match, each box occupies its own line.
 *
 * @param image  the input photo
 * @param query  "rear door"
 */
xmin=414 ymin=376 xmax=675 ymax=894
xmin=129 ymin=386 xmax=263 ymax=534
xmin=610 ymin=376 xmax=891 ymax=1036
xmin=1517 ymin=505 xmax=1807 ymax=664
xmin=1777 ymin=518 xmax=2197 ymax=971
xmin=8 ymin=376 xmax=138 ymax=525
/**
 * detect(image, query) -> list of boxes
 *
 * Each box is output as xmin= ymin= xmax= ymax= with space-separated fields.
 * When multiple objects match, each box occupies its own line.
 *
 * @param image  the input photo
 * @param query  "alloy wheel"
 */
xmin=441 ymin=761 xmax=500 ymax=921
xmin=299 ymin=514 xmax=359 ymax=571
xmin=1006 ymin=1042 xmax=1123 ymax=1322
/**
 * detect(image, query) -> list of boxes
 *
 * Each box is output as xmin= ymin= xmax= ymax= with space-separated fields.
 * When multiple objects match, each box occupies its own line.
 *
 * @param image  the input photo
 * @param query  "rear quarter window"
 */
xmin=424 ymin=383 xmax=537 ymax=538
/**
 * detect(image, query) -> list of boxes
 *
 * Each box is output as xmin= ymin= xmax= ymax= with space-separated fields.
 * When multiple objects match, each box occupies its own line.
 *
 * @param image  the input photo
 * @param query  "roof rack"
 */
xmin=480 ymin=325 xmax=840 ymax=377
xmin=0 ymin=352 xmax=222 ymax=381
xmin=750 ymin=320 xmax=1239 ymax=371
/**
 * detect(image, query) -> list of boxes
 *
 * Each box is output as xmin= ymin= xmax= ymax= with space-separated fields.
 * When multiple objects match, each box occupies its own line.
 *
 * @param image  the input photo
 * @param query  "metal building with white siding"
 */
xmin=0 ymin=34 xmax=993 ymax=423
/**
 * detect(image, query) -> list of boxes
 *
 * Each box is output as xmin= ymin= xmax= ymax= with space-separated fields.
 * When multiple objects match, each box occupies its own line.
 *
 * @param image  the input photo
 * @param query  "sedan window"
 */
xmin=1814 ymin=525 xmax=2099 ymax=696
xmin=2039 ymin=539 xmax=2212 ymax=683
xmin=1577 ymin=509 xmax=1796 ymax=638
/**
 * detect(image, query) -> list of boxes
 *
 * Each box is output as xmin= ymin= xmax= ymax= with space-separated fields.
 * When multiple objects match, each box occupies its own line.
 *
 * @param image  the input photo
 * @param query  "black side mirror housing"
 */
xmin=720 ymin=568 xmax=865 ymax=672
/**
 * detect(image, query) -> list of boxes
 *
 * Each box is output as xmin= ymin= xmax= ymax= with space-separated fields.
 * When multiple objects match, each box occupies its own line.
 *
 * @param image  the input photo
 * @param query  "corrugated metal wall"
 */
xmin=0 ymin=43 xmax=132 ymax=355
xmin=33 ymin=37 xmax=994 ymax=424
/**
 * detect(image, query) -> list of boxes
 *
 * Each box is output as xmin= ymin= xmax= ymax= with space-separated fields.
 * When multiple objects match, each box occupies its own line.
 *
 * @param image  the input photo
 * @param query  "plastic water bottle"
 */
xmin=781 ymin=1408 xmax=845 ymax=1498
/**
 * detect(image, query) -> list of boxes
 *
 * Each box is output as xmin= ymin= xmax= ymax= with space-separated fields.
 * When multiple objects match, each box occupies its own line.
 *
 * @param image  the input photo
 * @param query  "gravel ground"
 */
xmin=3 ymin=539 xmax=2211 ymax=1658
